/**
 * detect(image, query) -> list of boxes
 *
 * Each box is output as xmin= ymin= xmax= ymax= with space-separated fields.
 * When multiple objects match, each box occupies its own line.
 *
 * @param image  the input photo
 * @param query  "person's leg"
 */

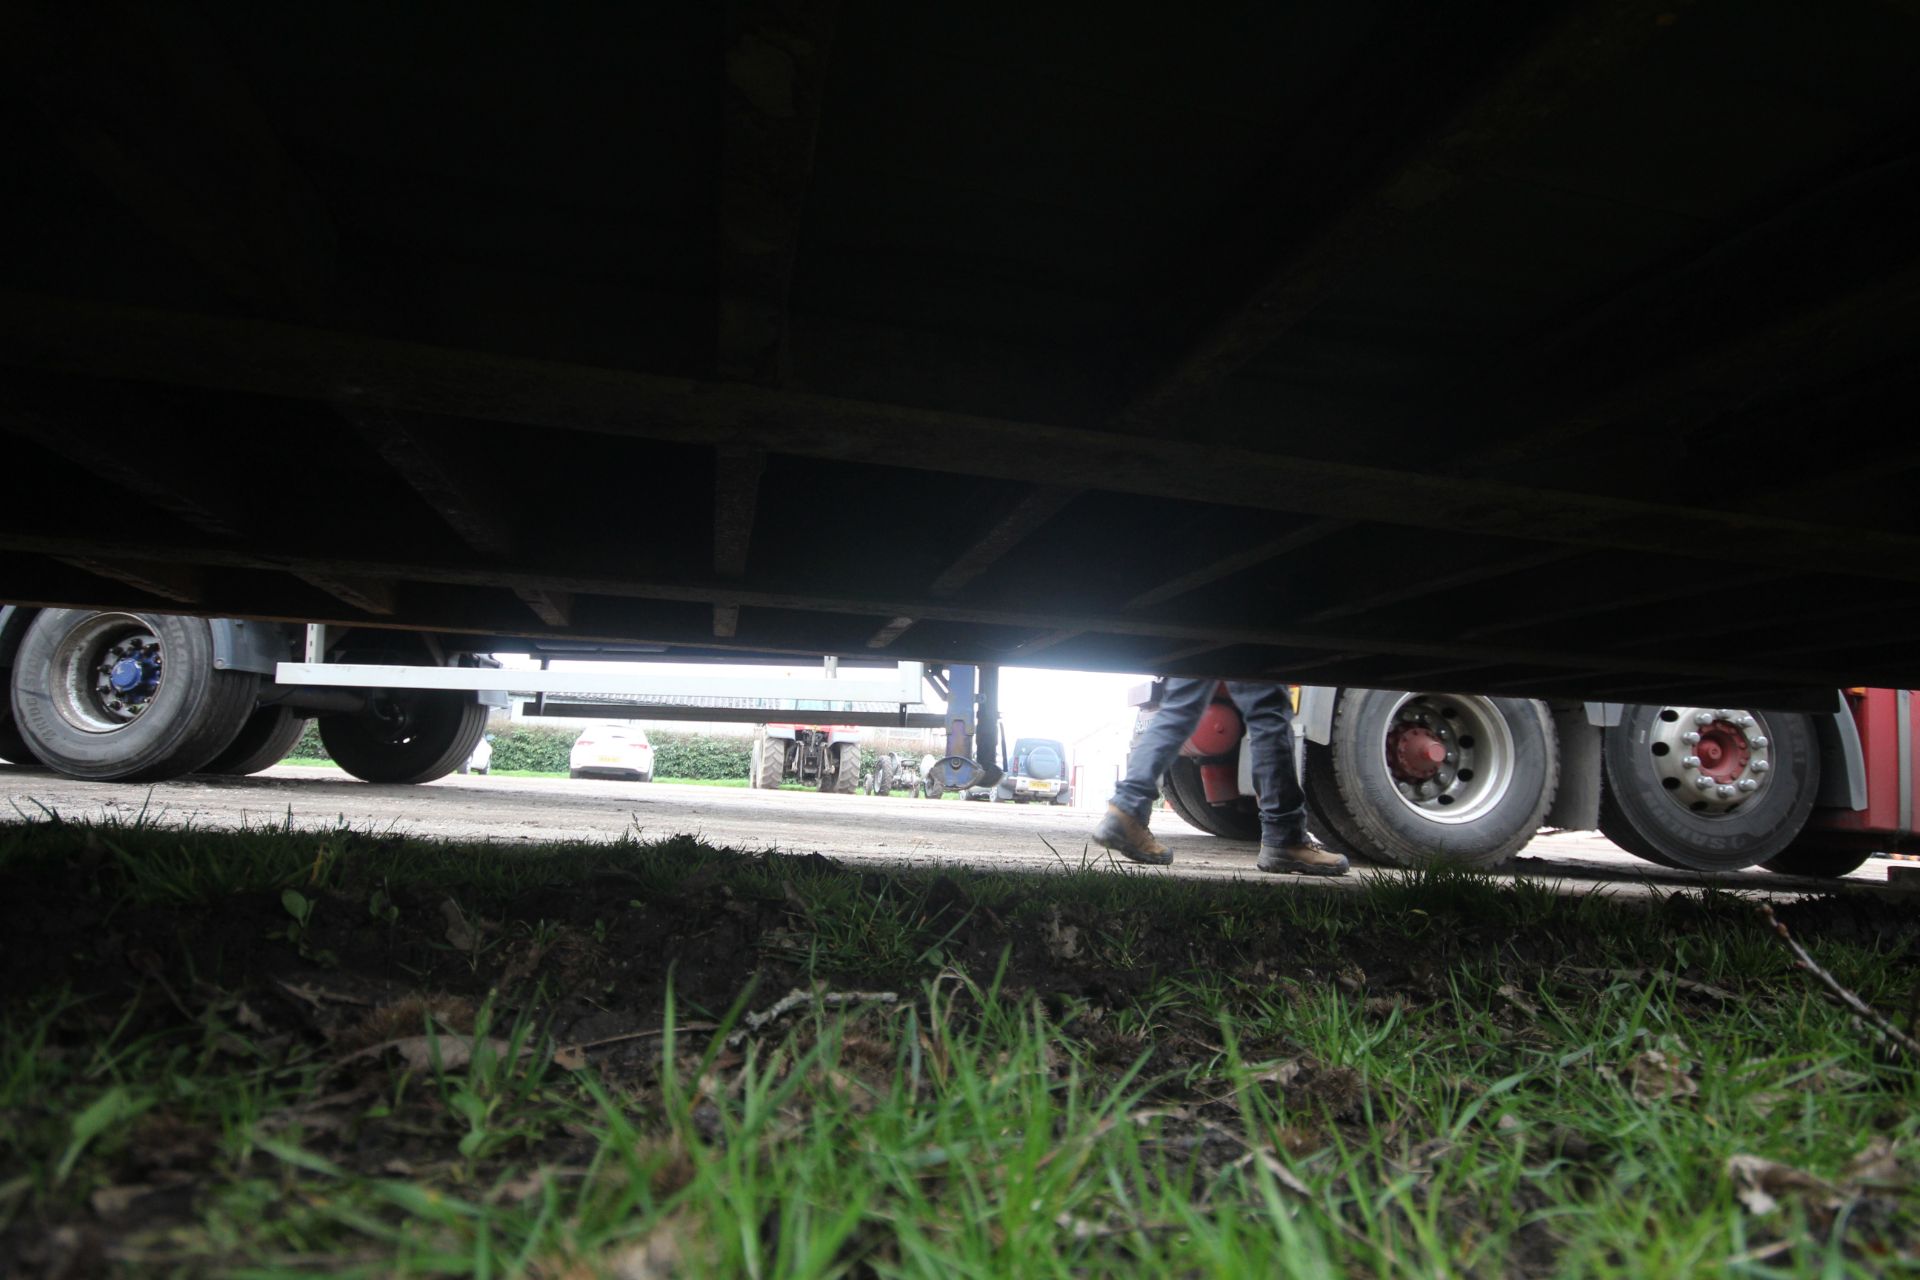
xmin=1110 ymin=678 xmax=1217 ymax=821
xmin=1223 ymin=681 xmax=1308 ymax=846
xmin=1225 ymin=680 xmax=1349 ymax=876
xmin=1095 ymin=677 xmax=1218 ymax=864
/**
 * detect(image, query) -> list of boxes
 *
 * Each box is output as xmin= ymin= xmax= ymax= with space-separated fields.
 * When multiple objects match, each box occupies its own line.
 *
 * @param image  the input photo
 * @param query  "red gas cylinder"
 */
xmin=1181 ymin=694 xmax=1242 ymax=760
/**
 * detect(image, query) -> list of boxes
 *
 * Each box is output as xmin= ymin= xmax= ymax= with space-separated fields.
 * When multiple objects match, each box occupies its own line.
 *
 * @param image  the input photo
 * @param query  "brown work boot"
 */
xmin=1092 ymin=804 xmax=1173 ymax=866
xmin=1257 ymin=839 xmax=1350 ymax=877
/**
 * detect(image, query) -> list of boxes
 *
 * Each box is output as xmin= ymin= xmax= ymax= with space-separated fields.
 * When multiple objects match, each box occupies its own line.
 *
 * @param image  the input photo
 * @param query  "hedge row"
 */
xmin=292 ymin=722 xmax=776 ymax=780
xmin=288 ymin=721 xmax=926 ymax=782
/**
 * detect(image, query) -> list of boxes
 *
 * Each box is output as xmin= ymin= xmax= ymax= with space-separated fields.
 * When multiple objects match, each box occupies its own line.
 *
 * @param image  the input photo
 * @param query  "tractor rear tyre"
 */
xmin=832 ymin=743 xmax=862 ymax=793
xmin=317 ymin=691 xmax=487 ymax=785
xmin=871 ymin=755 xmax=895 ymax=796
xmin=752 ymin=733 xmax=787 ymax=790
xmin=9 ymin=609 xmax=259 ymax=782
xmin=202 ymin=706 xmax=310 ymax=776
xmin=1598 ymin=705 xmax=1819 ymax=872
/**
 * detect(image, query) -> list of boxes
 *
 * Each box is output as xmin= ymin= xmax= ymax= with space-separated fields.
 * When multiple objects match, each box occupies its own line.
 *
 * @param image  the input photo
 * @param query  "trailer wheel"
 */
xmin=1759 ymin=842 xmax=1872 ymax=879
xmin=1160 ymin=757 xmax=1260 ymax=840
xmin=202 ymin=707 xmax=310 ymax=776
xmin=9 ymin=609 xmax=259 ymax=781
xmin=1315 ymin=689 xmax=1557 ymax=868
xmin=751 ymin=733 xmax=786 ymax=789
xmin=317 ymin=691 xmax=486 ymax=785
xmin=1598 ymin=705 xmax=1818 ymax=872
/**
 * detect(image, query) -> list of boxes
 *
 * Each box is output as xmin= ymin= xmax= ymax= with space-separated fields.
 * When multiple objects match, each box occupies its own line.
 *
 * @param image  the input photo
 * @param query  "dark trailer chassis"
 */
xmin=3 ymin=2 xmax=1919 ymax=706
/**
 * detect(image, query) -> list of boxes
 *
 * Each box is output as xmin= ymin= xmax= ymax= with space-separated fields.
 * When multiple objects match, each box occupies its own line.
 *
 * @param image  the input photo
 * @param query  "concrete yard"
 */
xmin=0 ymin=763 xmax=1892 ymax=897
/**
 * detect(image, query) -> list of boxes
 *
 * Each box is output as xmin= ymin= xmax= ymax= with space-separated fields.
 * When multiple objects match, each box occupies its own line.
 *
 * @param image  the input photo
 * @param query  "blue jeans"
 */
xmin=1111 ymin=679 xmax=1308 ymax=847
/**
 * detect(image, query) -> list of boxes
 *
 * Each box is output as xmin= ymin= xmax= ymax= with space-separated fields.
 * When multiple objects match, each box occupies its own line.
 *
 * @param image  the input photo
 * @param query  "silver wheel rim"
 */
xmin=1646 ymin=706 xmax=1774 ymax=817
xmin=1382 ymin=693 xmax=1516 ymax=825
xmin=49 ymin=612 xmax=171 ymax=735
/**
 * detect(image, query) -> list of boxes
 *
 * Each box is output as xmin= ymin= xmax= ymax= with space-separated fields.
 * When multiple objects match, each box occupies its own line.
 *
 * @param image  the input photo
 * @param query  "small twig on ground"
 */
xmin=560 ymin=1023 xmax=720 ymax=1056
xmin=1757 ymin=903 xmax=1920 ymax=1060
xmin=727 ymin=987 xmax=899 ymax=1047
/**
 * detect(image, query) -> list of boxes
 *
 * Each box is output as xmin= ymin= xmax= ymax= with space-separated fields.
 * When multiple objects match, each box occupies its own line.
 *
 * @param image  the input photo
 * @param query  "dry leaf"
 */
xmin=1043 ymin=908 xmax=1083 ymax=962
xmin=608 ymin=1216 xmax=694 ymax=1279
xmin=440 ymin=898 xmax=495 ymax=951
xmin=1496 ymin=983 xmax=1541 ymax=1018
xmin=1622 ymin=1049 xmax=1697 ymax=1104
xmin=89 ymin=1183 xmax=155 ymax=1217
xmin=1727 ymin=1153 xmax=1836 ymax=1216
xmin=1844 ymin=1137 xmax=1908 ymax=1188
xmin=339 ymin=1033 xmax=536 ymax=1072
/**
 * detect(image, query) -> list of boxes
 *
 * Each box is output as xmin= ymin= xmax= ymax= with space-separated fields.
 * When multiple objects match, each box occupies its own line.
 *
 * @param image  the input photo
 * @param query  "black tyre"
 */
xmin=832 ymin=743 xmax=862 ymax=793
xmin=1160 ymin=757 xmax=1261 ymax=840
xmin=9 ymin=609 xmax=259 ymax=782
xmin=317 ymin=691 xmax=487 ymax=785
xmin=1300 ymin=742 xmax=1366 ymax=858
xmin=873 ymin=756 xmax=896 ymax=796
xmin=752 ymin=733 xmax=786 ymax=789
xmin=201 ymin=706 xmax=309 ymax=776
xmin=1314 ymin=689 xmax=1557 ymax=869
xmin=1598 ymin=705 xmax=1818 ymax=872
xmin=0 ymin=683 xmax=41 ymax=766
xmin=1760 ymin=841 xmax=1872 ymax=878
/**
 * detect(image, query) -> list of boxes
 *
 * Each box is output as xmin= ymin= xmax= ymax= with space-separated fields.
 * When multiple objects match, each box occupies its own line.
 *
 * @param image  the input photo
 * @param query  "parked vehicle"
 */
xmin=459 ymin=733 xmax=495 ymax=776
xmin=867 ymin=750 xmax=947 ymax=798
xmin=752 ymin=722 xmax=861 ymax=792
xmin=1138 ymin=680 xmax=1901 ymax=879
xmin=967 ymin=736 xmax=1072 ymax=804
xmin=568 ymin=725 xmax=654 ymax=781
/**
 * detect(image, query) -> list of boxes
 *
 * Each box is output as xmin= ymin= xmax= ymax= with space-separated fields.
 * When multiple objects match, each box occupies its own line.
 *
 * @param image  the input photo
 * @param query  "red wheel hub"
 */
xmin=1696 ymin=720 xmax=1751 ymax=784
xmin=1387 ymin=723 xmax=1447 ymax=782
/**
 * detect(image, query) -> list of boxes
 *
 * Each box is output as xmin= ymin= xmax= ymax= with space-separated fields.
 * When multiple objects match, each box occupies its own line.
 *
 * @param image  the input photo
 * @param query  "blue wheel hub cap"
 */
xmin=109 ymin=655 xmax=157 ymax=695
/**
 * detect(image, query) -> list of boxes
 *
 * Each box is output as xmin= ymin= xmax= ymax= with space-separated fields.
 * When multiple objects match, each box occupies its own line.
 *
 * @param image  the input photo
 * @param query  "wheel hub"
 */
xmin=1381 ymin=694 xmax=1515 ymax=825
xmin=1387 ymin=723 xmax=1448 ymax=782
xmin=53 ymin=620 xmax=168 ymax=730
xmin=1647 ymin=707 xmax=1771 ymax=816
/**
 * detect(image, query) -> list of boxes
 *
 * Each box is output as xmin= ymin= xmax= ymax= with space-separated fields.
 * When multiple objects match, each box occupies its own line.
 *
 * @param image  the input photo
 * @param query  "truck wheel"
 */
xmin=1759 ymin=841 xmax=1872 ymax=879
xmin=1160 ymin=757 xmax=1260 ymax=840
xmin=830 ymin=743 xmax=861 ymax=793
xmin=752 ymin=733 xmax=786 ymax=789
xmin=0 ymin=687 xmax=41 ymax=767
xmin=1301 ymin=743 xmax=1366 ymax=859
xmin=9 ymin=609 xmax=259 ymax=782
xmin=1598 ymin=705 xmax=1819 ymax=872
xmin=1315 ymin=689 xmax=1557 ymax=868
xmin=202 ymin=706 xmax=309 ymax=776
xmin=317 ymin=691 xmax=486 ymax=785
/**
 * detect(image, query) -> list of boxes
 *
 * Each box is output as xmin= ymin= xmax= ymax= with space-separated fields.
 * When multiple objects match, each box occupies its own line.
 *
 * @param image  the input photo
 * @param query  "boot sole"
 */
xmin=1257 ymin=859 xmax=1349 ymax=877
xmin=1099 ymin=842 xmax=1172 ymax=866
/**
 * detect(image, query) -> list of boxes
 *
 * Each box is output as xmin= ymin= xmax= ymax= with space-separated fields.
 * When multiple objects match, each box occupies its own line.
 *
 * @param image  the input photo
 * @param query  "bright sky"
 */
xmin=490 ymin=654 xmax=1147 ymax=750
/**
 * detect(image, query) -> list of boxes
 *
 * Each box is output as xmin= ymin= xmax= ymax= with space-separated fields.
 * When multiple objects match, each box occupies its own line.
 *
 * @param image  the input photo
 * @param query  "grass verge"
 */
xmin=0 ymin=817 xmax=1914 ymax=1276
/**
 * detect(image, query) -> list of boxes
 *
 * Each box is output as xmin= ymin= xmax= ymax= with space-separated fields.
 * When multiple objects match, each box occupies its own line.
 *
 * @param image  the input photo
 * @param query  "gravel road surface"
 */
xmin=1 ymin=763 xmax=1894 ymax=898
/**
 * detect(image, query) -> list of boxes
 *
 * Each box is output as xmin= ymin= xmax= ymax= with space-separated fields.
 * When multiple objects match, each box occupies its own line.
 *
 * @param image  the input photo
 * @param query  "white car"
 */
xmin=569 ymin=725 xmax=654 ymax=782
xmin=461 ymin=734 xmax=494 ymax=775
